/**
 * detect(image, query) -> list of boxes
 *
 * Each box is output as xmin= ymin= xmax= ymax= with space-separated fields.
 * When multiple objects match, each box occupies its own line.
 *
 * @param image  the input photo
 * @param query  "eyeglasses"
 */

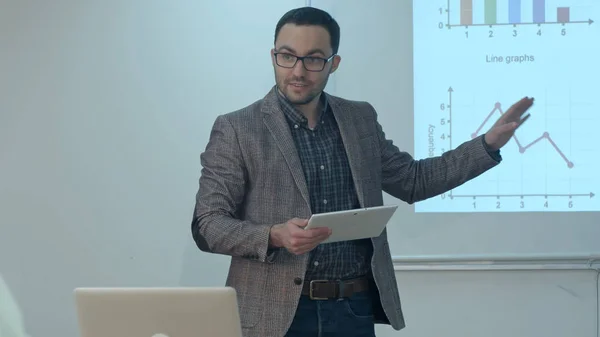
xmin=274 ymin=52 xmax=336 ymax=72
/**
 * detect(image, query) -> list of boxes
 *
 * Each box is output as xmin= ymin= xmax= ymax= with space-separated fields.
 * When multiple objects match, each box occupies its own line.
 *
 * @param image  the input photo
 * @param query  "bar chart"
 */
xmin=450 ymin=0 xmax=593 ymax=27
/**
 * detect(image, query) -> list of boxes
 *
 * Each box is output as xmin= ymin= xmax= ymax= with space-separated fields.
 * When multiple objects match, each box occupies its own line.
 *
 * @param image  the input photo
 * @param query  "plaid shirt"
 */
xmin=276 ymin=88 xmax=373 ymax=281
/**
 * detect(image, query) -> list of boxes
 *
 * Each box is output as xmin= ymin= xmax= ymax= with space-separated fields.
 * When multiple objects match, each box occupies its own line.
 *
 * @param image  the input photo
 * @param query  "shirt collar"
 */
xmin=275 ymin=86 xmax=329 ymax=128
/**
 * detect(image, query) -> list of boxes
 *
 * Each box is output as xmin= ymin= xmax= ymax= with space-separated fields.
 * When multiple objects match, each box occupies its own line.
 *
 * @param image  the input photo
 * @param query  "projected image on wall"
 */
xmin=413 ymin=0 xmax=598 ymax=212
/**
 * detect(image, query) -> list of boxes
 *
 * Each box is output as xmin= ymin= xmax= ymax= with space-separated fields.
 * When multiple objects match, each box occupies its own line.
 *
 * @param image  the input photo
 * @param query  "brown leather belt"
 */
xmin=301 ymin=277 xmax=369 ymax=300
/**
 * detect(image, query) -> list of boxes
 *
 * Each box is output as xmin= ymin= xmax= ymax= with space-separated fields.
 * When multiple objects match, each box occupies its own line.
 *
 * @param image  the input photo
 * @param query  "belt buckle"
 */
xmin=309 ymin=280 xmax=329 ymax=300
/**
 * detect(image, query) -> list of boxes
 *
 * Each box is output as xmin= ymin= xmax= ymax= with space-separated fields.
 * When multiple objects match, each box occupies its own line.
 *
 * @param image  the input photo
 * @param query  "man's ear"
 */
xmin=330 ymin=55 xmax=342 ymax=74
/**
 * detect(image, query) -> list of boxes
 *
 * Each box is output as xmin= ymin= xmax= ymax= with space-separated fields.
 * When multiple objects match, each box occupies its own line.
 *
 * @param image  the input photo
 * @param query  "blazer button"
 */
xmin=293 ymin=277 xmax=303 ymax=285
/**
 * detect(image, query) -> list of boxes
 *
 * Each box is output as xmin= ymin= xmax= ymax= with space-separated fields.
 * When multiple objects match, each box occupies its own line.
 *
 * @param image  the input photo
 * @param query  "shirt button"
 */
xmin=294 ymin=277 xmax=303 ymax=285
xmin=320 ymin=165 xmax=325 ymax=170
xmin=323 ymin=199 xmax=328 ymax=204
xmin=294 ymin=124 xmax=299 ymax=129
xmin=314 ymin=261 xmax=319 ymax=266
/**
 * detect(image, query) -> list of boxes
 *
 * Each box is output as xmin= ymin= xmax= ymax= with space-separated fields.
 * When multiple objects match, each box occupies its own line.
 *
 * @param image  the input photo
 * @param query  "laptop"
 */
xmin=74 ymin=287 xmax=242 ymax=337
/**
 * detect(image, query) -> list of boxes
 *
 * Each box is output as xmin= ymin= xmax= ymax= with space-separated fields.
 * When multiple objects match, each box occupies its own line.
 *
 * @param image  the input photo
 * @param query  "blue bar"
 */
xmin=533 ymin=0 xmax=545 ymax=23
xmin=509 ymin=0 xmax=521 ymax=23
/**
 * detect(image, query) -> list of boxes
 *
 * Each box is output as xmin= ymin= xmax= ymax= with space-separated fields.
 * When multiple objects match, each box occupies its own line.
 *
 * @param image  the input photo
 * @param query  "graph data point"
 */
xmin=471 ymin=133 xmax=477 ymax=139
xmin=519 ymin=147 xmax=525 ymax=154
xmin=543 ymin=132 xmax=549 ymax=137
xmin=494 ymin=102 xmax=501 ymax=109
xmin=568 ymin=162 xmax=574 ymax=168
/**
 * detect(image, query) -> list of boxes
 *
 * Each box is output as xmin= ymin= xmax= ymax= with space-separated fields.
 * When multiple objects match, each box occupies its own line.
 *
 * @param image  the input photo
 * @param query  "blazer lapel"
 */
xmin=329 ymin=99 xmax=366 ymax=207
xmin=262 ymin=89 xmax=311 ymax=209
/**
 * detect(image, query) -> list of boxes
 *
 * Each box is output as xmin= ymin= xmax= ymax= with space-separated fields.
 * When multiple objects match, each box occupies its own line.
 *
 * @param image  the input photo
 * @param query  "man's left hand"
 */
xmin=484 ymin=96 xmax=534 ymax=151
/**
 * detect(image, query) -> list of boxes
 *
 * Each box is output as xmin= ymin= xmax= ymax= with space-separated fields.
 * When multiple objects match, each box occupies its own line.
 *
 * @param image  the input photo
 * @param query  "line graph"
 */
xmin=443 ymin=86 xmax=591 ymax=201
xmin=468 ymin=96 xmax=574 ymax=168
xmin=415 ymin=85 xmax=597 ymax=212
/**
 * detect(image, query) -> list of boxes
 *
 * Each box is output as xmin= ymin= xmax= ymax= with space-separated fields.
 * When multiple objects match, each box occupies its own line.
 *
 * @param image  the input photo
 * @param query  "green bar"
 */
xmin=484 ymin=0 xmax=497 ymax=24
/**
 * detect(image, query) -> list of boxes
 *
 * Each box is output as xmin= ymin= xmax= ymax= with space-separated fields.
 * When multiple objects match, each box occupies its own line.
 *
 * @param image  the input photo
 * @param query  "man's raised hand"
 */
xmin=484 ymin=96 xmax=534 ymax=151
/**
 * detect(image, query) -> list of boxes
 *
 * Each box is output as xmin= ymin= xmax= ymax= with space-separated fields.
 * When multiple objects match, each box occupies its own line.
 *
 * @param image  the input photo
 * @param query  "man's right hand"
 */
xmin=269 ymin=218 xmax=331 ymax=255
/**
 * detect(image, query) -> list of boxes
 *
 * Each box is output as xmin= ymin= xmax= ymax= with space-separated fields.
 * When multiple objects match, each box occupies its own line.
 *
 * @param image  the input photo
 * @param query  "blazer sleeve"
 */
xmin=367 ymin=103 xmax=501 ymax=204
xmin=191 ymin=115 xmax=276 ymax=263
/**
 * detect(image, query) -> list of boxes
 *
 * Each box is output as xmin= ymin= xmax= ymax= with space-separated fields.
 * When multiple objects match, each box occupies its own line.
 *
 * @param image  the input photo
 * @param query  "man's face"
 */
xmin=271 ymin=24 xmax=340 ymax=106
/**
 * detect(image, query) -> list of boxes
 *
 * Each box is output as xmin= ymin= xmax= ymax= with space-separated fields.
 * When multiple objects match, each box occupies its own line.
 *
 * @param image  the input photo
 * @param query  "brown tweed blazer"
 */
xmin=192 ymin=86 xmax=499 ymax=337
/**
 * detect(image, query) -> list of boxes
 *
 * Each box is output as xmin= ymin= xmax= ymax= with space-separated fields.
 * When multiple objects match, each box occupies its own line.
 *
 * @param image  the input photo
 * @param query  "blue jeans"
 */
xmin=284 ymin=291 xmax=376 ymax=337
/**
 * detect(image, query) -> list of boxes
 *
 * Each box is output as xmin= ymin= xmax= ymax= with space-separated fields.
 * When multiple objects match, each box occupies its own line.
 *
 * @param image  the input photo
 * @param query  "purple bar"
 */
xmin=509 ymin=0 xmax=521 ymax=23
xmin=557 ymin=7 xmax=570 ymax=23
xmin=533 ymin=0 xmax=545 ymax=23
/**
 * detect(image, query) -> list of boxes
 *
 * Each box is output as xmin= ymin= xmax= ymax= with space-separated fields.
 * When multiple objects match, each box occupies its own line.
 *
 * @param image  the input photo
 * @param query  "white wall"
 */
xmin=375 ymin=264 xmax=599 ymax=337
xmin=0 ymin=1 xmax=301 ymax=336
xmin=1 ymin=1 xmax=598 ymax=337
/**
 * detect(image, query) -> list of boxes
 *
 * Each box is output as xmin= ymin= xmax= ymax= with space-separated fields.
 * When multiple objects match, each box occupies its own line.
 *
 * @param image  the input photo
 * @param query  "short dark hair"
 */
xmin=274 ymin=7 xmax=340 ymax=55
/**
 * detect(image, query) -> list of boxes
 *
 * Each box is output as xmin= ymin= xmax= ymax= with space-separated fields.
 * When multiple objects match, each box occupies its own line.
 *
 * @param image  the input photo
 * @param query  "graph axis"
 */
xmin=442 ymin=86 xmax=594 ymax=201
xmin=445 ymin=20 xmax=594 ymax=29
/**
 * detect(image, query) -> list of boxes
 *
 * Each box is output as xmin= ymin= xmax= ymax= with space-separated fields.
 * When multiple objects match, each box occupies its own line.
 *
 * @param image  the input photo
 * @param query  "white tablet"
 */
xmin=304 ymin=205 xmax=398 ymax=244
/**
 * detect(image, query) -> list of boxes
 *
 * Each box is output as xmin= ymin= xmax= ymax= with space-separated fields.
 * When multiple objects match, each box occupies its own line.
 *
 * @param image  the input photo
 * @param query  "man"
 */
xmin=191 ymin=6 xmax=532 ymax=337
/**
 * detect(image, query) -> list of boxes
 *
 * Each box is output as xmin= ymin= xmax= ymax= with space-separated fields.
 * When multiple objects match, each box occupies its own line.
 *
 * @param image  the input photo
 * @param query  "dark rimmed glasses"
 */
xmin=274 ymin=52 xmax=336 ymax=72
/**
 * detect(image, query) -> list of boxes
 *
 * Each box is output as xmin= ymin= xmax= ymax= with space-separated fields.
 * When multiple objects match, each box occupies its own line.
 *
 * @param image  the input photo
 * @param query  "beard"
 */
xmin=277 ymin=74 xmax=329 ymax=106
